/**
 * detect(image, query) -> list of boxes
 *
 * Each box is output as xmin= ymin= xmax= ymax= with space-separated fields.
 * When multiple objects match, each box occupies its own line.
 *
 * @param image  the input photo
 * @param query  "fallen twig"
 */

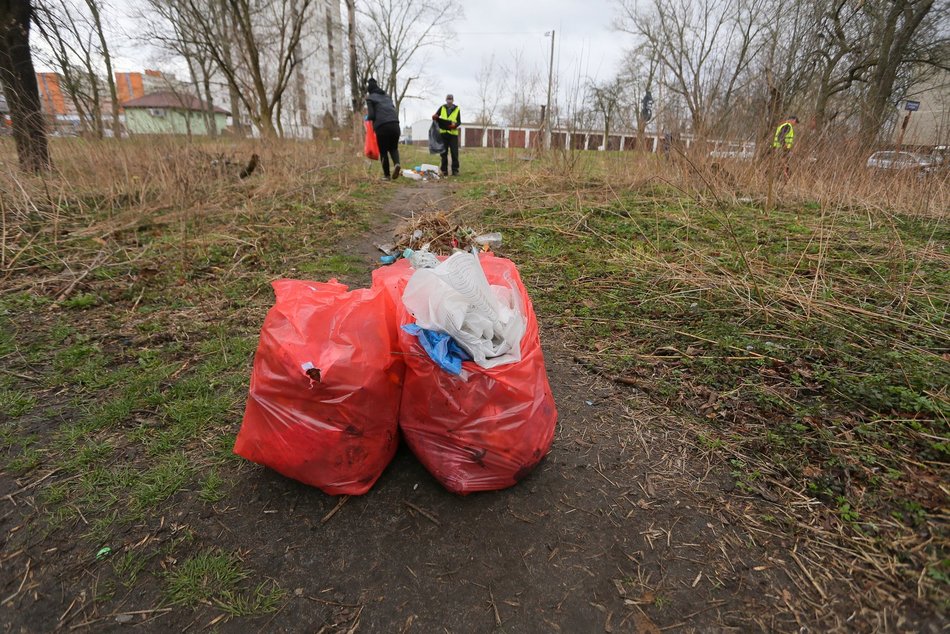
xmin=320 ymin=495 xmax=350 ymax=524
xmin=404 ymin=501 xmax=441 ymax=527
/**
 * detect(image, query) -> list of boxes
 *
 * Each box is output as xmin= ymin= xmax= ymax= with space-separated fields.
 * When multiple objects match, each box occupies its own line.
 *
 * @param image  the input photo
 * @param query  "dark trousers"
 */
xmin=440 ymin=133 xmax=459 ymax=174
xmin=375 ymin=122 xmax=401 ymax=177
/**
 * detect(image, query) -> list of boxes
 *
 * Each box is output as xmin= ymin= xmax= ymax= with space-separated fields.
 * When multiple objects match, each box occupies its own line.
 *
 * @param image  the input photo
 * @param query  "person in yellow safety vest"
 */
xmin=772 ymin=115 xmax=798 ymax=151
xmin=772 ymin=115 xmax=798 ymax=177
xmin=432 ymin=94 xmax=462 ymax=176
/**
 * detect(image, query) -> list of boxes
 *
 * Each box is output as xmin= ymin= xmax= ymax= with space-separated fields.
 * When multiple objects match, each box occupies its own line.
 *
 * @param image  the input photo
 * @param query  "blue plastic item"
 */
xmin=402 ymin=324 xmax=471 ymax=375
xmin=380 ymin=255 xmax=397 ymax=264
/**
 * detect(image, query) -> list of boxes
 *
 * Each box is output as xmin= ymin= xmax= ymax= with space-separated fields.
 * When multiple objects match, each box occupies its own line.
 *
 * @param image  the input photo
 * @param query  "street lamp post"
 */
xmin=544 ymin=30 xmax=554 ymax=151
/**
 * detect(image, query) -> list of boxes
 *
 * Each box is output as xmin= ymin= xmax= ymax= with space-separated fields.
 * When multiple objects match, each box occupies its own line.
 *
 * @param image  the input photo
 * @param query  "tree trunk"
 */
xmin=183 ymin=51 xmax=209 ymax=135
xmin=324 ymin=8 xmax=339 ymax=125
xmin=0 ymin=1 xmax=51 ymax=172
xmin=202 ymin=73 xmax=217 ymax=137
xmin=257 ymin=105 xmax=277 ymax=138
xmin=228 ymin=82 xmax=243 ymax=136
xmin=85 ymin=0 xmax=120 ymax=138
xmin=861 ymin=0 xmax=935 ymax=142
xmin=346 ymin=0 xmax=358 ymax=115
xmin=217 ymin=0 xmax=244 ymax=136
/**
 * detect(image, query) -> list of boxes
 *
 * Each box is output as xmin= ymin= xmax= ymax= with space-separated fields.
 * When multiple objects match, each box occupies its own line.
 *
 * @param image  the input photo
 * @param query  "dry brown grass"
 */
xmin=0 ymin=136 xmax=371 ymax=293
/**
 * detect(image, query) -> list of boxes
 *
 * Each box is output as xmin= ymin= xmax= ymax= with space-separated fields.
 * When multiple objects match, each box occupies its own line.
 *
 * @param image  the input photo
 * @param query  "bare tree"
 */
xmin=345 ymin=0 xmax=359 ymax=114
xmin=357 ymin=0 xmax=455 ymax=113
xmin=0 ymin=0 xmax=50 ymax=172
xmin=141 ymin=0 xmax=221 ymax=136
xmin=751 ymin=0 xmax=823 ymax=139
xmin=618 ymin=0 xmax=769 ymax=140
xmin=354 ymin=19 xmax=382 ymax=99
xmin=498 ymin=49 xmax=543 ymax=128
xmin=473 ymin=53 xmax=505 ymax=125
xmin=181 ymin=0 xmax=313 ymax=138
xmin=620 ymin=43 xmax=660 ymax=145
xmin=615 ymin=0 xmax=949 ymax=146
xmin=83 ymin=0 xmax=118 ymax=137
xmin=860 ymin=0 xmax=943 ymax=139
xmin=33 ymin=0 xmax=104 ymax=137
xmin=587 ymin=75 xmax=627 ymax=149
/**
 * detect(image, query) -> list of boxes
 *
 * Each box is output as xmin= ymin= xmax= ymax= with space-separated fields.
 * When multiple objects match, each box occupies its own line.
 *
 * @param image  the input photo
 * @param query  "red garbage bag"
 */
xmin=364 ymin=120 xmax=380 ymax=160
xmin=234 ymin=279 xmax=403 ymax=495
xmin=373 ymin=254 xmax=557 ymax=494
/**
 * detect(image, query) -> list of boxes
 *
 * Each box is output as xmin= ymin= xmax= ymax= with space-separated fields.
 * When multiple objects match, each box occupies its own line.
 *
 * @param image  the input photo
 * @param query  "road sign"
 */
xmin=905 ymin=100 xmax=920 ymax=111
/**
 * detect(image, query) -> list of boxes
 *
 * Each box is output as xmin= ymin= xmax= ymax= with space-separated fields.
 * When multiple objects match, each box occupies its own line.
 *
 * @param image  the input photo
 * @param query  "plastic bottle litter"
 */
xmin=474 ymin=232 xmax=503 ymax=249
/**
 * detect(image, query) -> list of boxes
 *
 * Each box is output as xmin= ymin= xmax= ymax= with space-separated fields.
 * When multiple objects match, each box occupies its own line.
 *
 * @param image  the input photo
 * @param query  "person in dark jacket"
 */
xmin=365 ymin=78 xmax=401 ymax=180
xmin=432 ymin=94 xmax=461 ymax=176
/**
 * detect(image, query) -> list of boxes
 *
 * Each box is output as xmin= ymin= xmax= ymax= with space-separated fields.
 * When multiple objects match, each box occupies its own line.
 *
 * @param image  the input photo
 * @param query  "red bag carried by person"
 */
xmin=373 ymin=255 xmax=557 ymax=495
xmin=364 ymin=120 xmax=380 ymax=160
xmin=234 ymin=279 xmax=403 ymax=495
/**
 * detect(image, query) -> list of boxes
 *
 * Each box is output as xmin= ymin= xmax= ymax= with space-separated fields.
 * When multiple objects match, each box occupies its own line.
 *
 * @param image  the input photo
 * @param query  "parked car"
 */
xmin=866 ymin=150 xmax=937 ymax=173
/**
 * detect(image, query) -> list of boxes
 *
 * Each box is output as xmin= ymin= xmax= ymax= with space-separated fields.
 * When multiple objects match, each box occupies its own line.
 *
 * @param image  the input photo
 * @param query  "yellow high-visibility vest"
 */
xmin=440 ymin=105 xmax=460 ymax=136
xmin=773 ymin=121 xmax=795 ymax=150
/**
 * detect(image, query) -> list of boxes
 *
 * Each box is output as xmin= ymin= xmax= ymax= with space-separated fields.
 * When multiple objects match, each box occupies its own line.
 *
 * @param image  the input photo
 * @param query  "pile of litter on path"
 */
xmin=376 ymin=211 xmax=503 ymax=265
xmin=400 ymin=163 xmax=442 ymax=181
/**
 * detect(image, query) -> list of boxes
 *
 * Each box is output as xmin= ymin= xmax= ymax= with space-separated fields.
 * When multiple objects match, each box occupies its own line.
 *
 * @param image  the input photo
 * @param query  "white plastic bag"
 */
xmin=402 ymin=252 xmax=525 ymax=368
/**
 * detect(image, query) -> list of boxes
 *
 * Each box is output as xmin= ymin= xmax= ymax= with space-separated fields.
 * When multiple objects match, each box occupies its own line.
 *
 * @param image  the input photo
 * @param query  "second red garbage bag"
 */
xmin=373 ymin=254 xmax=557 ymax=495
xmin=234 ymin=279 xmax=403 ymax=495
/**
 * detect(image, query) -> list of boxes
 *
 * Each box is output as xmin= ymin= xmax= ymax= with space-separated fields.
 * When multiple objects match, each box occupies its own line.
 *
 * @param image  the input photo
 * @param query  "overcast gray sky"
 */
xmin=398 ymin=0 xmax=629 ymax=124
xmin=35 ymin=0 xmax=631 ymax=127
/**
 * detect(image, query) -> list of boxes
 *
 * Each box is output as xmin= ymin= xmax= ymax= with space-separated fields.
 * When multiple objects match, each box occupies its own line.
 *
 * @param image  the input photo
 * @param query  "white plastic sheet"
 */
xmin=401 ymin=251 xmax=525 ymax=368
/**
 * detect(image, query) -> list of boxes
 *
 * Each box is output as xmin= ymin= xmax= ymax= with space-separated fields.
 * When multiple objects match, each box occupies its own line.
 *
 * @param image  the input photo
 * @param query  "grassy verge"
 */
xmin=0 ymin=136 xmax=382 ymax=619
xmin=463 ymin=151 xmax=948 ymax=612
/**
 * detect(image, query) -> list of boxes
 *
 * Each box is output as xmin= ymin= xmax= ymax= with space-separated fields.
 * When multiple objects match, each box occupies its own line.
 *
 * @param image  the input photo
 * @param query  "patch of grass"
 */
xmin=199 ymin=469 xmax=226 ymax=503
xmin=113 ymin=550 xmax=152 ymax=588
xmin=129 ymin=452 xmax=194 ymax=515
xmin=219 ymin=581 xmax=285 ymax=616
xmin=165 ymin=548 xmax=281 ymax=615
xmin=61 ymin=293 xmax=100 ymax=309
xmin=295 ymin=253 xmax=363 ymax=278
xmin=0 ymin=389 xmax=36 ymax=417
xmin=7 ymin=447 xmax=42 ymax=474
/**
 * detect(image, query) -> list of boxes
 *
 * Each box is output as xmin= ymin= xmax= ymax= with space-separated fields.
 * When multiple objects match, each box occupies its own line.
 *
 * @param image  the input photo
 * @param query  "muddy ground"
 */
xmin=0 ymin=181 xmax=931 ymax=632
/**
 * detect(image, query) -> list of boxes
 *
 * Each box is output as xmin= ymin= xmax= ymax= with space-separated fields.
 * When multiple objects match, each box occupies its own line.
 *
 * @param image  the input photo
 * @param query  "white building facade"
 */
xmin=281 ymin=0 xmax=348 ymax=137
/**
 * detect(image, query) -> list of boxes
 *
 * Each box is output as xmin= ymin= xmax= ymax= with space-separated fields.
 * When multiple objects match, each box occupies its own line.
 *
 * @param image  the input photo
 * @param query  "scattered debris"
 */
xmin=382 ymin=211 xmax=503 ymax=265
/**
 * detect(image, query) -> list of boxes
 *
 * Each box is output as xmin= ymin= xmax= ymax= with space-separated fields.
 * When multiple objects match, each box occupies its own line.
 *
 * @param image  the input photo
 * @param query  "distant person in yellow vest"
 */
xmin=772 ymin=115 xmax=798 ymax=176
xmin=432 ymin=94 xmax=462 ymax=176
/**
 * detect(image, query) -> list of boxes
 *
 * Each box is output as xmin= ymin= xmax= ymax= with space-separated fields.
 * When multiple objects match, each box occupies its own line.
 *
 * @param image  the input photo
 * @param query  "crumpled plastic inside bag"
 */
xmin=401 ymin=250 xmax=525 ymax=368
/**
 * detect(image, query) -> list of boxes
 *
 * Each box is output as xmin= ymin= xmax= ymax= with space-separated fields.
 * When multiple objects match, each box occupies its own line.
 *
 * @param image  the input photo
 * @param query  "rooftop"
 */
xmin=122 ymin=91 xmax=228 ymax=114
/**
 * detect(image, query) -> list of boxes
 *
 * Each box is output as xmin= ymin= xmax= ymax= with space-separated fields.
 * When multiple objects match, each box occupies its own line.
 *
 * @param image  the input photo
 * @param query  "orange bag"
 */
xmin=373 ymin=255 xmax=557 ymax=494
xmin=364 ymin=120 xmax=380 ymax=160
xmin=234 ymin=279 xmax=403 ymax=495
